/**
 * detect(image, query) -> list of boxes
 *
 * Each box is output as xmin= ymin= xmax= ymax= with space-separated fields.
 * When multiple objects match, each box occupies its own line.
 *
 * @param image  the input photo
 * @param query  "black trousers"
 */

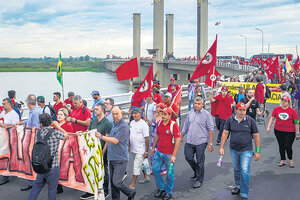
xmin=184 ymin=143 xmax=207 ymax=182
xmin=215 ymin=115 xmax=226 ymax=141
xmin=109 ymin=160 xmax=135 ymax=200
xmin=274 ymin=129 xmax=296 ymax=160
xmin=103 ymin=153 xmax=109 ymax=195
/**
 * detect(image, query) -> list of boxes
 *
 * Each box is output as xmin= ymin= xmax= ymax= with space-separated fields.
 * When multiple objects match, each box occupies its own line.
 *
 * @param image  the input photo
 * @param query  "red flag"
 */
xmin=265 ymin=56 xmax=279 ymax=79
xmin=115 ymin=58 xmax=139 ymax=81
xmin=190 ymin=35 xmax=217 ymax=81
xmin=171 ymin=85 xmax=183 ymax=107
xmin=131 ymin=65 xmax=153 ymax=107
xmin=288 ymin=55 xmax=292 ymax=61
xmin=205 ymin=67 xmax=221 ymax=87
xmin=293 ymin=56 xmax=299 ymax=70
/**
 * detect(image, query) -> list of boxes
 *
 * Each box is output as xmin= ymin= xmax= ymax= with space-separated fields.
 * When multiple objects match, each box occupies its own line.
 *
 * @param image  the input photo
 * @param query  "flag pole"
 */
xmin=62 ymin=74 xmax=65 ymax=102
xmin=211 ymin=67 xmax=215 ymax=88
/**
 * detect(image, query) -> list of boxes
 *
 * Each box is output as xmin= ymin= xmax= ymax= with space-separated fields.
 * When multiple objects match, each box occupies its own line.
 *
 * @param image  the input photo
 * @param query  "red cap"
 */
xmin=221 ymin=87 xmax=228 ymax=91
xmin=156 ymin=103 xmax=166 ymax=109
xmin=153 ymin=83 xmax=161 ymax=88
xmin=170 ymin=78 xmax=175 ymax=81
xmin=162 ymin=107 xmax=172 ymax=115
xmin=236 ymin=102 xmax=247 ymax=110
xmin=281 ymin=96 xmax=291 ymax=102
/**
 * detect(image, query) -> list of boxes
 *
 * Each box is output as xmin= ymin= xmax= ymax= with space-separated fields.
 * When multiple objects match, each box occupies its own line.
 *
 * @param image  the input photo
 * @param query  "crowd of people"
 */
xmin=0 ymin=71 xmax=300 ymax=200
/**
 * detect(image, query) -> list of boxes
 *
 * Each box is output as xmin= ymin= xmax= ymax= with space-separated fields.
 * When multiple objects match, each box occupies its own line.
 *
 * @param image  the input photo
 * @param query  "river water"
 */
xmin=0 ymin=72 xmax=130 ymax=106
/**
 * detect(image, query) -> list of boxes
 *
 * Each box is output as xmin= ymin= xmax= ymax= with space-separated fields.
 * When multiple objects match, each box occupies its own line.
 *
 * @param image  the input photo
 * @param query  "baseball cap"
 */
xmin=91 ymin=90 xmax=100 ymax=95
xmin=221 ymin=87 xmax=228 ymax=91
xmin=153 ymin=83 xmax=161 ymax=88
xmin=156 ymin=103 xmax=166 ymax=109
xmin=37 ymin=96 xmax=45 ymax=103
xmin=162 ymin=107 xmax=172 ymax=115
xmin=170 ymin=77 xmax=175 ymax=81
xmin=281 ymin=96 xmax=291 ymax=102
xmin=236 ymin=102 xmax=247 ymax=110
xmin=164 ymin=92 xmax=172 ymax=98
xmin=132 ymin=107 xmax=142 ymax=113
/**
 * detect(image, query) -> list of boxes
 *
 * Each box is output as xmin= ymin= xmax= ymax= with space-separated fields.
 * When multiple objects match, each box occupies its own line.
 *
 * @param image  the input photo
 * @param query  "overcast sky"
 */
xmin=0 ymin=0 xmax=299 ymax=58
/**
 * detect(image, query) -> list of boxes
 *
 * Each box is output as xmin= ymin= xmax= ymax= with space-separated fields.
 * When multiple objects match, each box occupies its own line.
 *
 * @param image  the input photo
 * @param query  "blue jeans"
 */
xmin=230 ymin=149 xmax=254 ymax=199
xmin=152 ymin=151 xmax=174 ymax=194
xmin=27 ymin=167 xmax=60 ymax=200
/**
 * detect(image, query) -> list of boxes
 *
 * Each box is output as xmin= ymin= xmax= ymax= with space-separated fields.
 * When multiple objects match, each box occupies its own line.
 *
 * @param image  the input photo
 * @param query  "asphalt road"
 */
xmin=1 ymin=103 xmax=300 ymax=200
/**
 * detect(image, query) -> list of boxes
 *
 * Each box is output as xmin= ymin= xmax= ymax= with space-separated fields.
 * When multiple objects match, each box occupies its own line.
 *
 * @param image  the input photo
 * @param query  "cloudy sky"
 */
xmin=0 ymin=0 xmax=299 ymax=58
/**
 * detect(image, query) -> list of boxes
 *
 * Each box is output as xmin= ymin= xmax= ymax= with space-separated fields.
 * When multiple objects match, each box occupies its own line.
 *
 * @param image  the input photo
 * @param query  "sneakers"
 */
xmin=162 ymin=193 xmax=172 ymax=200
xmin=190 ymin=173 xmax=197 ymax=180
xmin=216 ymin=140 xmax=221 ymax=146
xmin=231 ymin=186 xmax=240 ymax=195
xmin=128 ymin=190 xmax=136 ymax=200
xmin=154 ymin=189 xmax=166 ymax=198
xmin=80 ymin=193 xmax=94 ymax=199
xmin=193 ymin=181 xmax=202 ymax=188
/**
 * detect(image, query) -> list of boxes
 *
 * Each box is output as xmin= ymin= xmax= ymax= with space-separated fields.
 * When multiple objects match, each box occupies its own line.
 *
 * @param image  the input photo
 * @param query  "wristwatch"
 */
xmin=99 ymin=134 xmax=103 ymax=140
xmin=209 ymin=143 xmax=213 ymax=146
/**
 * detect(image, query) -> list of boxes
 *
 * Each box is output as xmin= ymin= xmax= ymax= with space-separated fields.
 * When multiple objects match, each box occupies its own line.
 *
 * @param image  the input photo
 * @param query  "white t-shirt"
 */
xmin=144 ymin=102 xmax=156 ymax=123
xmin=130 ymin=119 xmax=149 ymax=154
xmin=0 ymin=110 xmax=19 ymax=125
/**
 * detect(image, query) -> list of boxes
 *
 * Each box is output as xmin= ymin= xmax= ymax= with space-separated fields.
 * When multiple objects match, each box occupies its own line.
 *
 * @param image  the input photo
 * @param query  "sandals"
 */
xmin=278 ymin=161 xmax=286 ymax=167
xmin=138 ymin=179 xmax=150 ymax=184
xmin=289 ymin=161 xmax=295 ymax=168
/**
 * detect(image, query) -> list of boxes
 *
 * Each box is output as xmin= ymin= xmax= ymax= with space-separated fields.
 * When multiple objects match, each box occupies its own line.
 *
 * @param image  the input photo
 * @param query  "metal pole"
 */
xmin=240 ymin=35 xmax=247 ymax=59
xmin=255 ymin=28 xmax=264 ymax=55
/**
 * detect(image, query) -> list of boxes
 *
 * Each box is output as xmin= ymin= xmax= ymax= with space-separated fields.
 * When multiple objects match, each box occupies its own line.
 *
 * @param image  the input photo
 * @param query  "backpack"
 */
xmin=158 ymin=120 xmax=176 ymax=143
xmin=43 ymin=103 xmax=57 ymax=121
xmin=31 ymin=129 xmax=55 ymax=174
xmin=265 ymin=85 xmax=271 ymax=99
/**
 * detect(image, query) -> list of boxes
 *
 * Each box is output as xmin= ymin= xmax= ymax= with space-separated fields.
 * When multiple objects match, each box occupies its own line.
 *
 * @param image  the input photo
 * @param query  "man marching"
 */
xmin=219 ymin=102 xmax=261 ymax=200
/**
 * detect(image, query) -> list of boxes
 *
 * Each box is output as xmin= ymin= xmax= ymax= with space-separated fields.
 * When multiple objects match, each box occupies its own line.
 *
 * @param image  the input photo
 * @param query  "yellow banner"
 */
xmin=222 ymin=82 xmax=282 ymax=103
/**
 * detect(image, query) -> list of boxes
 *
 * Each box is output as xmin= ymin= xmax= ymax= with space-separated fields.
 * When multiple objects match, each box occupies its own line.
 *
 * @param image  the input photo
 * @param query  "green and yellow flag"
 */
xmin=57 ymin=52 xmax=63 ymax=86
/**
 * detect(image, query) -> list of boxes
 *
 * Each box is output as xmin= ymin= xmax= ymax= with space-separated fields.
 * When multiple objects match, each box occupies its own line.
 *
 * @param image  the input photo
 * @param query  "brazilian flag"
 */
xmin=57 ymin=52 xmax=63 ymax=86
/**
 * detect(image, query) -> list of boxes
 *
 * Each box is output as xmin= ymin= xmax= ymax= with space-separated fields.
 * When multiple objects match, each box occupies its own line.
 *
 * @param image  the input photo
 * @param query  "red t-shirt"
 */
xmin=165 ymin=102 xmax=179 ymax=122
xmin=53 ymin=101 xmax=64 ymax=114
xmin=167 ymin=83 xmax=179 ymax=93
xmin=0 ymin=106 xmax=3 ymax=113
xmin=214 ymin=94 xmax=233 ymax=120
xmin=272 ymin=106 xmax=299 ymax=132
xmin=153 ymin=93 xmax=162 ymax=104
xmin=255 ymin=83 xmax=265 ymax=103
xmin=60 ymin=122 xmax=74 ymax=133
xmin=64 ymin=99 xmax=74 ymax=110
xmin=70 ymin=105 xmax=91 ymax=132
xmin=156 ymin=120 xmax=181 ymax=154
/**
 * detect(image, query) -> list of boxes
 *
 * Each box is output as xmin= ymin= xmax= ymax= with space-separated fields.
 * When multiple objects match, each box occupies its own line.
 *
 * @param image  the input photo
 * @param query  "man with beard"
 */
xmin=240 ymin=88 xmax=263 ymax=121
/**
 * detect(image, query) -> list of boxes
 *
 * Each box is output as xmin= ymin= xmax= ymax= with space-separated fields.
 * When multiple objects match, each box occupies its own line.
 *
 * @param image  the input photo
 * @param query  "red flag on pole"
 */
xmin=293 ymin=56 xmax=299 ymax=70
xmin=171 ymin=85 xmax=183 ymax=107
xmin=190 ymin=35 xmax=217 ymax=81
xmin=115 ymin=57 xmax=139 ymax=81
xmin=265 ymin=56 xmax=279 ymax=79
xmin=131 ymin=65 xmax=153 ymax=107
xmin=205 ymin=67 xmax=221 ymax=87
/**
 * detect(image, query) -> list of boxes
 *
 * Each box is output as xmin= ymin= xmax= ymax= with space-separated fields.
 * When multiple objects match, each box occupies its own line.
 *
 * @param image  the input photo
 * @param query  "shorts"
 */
xmin=132 ymin=153 xmax=144 ymax=176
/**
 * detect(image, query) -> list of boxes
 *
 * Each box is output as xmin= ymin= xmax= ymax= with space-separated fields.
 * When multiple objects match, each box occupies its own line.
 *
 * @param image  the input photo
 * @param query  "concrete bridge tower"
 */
xmin=197 ymin=0 xmax=208 ymax=59
xmin=166 ymin=14 xmax=174 ymax=56
xmin=133 ymin=13 xmax=141 ymax=82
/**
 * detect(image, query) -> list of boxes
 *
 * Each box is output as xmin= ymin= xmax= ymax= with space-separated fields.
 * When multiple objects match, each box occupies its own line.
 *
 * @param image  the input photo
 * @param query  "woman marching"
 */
xmin=266 ymin=96 xmax=300 ymax=168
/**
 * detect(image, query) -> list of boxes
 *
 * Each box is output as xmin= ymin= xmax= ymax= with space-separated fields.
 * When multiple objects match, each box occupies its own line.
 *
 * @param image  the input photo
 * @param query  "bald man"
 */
xmin=97 ymin=106 xmax=136 ymax=200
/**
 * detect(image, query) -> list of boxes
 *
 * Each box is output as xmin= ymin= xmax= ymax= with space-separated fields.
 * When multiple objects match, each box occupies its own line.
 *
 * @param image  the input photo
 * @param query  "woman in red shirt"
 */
xmin=56 ymin=108 xmax=73 ymax=193
xmin=266 ymin=96 xmax=299 ymax=168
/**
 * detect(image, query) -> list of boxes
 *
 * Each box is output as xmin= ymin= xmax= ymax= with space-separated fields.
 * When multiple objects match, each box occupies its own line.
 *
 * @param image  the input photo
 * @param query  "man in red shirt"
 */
xmin=152 ymin=87 xmax=163 ymax=104
xmin=164 ymin=93 xmax=179 ymax=123
xmin=210 ymin=87 xmax=234 ymax=145
xmin=255 ymin=77 xmax=265 ymax=123
xmin=67 ymin=95 xmax=91 ymax=132
xmin=167 ymin=78 xmax=179 ymax=93
xmin=53 ymin=92 xmax=64 ymax=114
xmin=150 ymin=107 xmax=181 ymax=200
xmin=64 ymin=91 xmax=75 ymax=113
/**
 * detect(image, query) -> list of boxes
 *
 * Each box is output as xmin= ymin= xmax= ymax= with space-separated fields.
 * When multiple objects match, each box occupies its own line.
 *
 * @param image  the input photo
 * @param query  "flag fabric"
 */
xmin=171 ymin=85 xmax=183 ymax=107
xmin=293 ymin=56 xmax=299 ymax=70
xmin=115 ymin=57 xmax=139 ymax=81
xmin=265 ymin=56 xmax=279 ymax=79
xmin=190 ymin=35 xmax=217 ymax=81
xmin=57 ymin=52 xmax=63 ymax=87
xmin=288 ymin=55 xmax=292 ymax=61
xmin=205 ymin=67 xmax=221 ymax=87
xmin=131 ymin=65 xmax=153 ymax=107
xmin=286 ymin=58 xmax=293 ymax=73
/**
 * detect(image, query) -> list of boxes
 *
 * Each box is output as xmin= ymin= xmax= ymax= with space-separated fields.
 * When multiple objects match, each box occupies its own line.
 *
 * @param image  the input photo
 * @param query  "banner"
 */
xmin=222 ymin=82 xmax=282 ymax=103
xmin=0 ymin=127 xmax=104 ymax=200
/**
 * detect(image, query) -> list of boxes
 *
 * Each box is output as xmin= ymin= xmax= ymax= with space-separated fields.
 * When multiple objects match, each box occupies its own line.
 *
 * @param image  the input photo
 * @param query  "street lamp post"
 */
xmin=255 ymin=28 xmax=264 ymax=55
xmin=240 ymin=35 xmax=247 ymax=59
